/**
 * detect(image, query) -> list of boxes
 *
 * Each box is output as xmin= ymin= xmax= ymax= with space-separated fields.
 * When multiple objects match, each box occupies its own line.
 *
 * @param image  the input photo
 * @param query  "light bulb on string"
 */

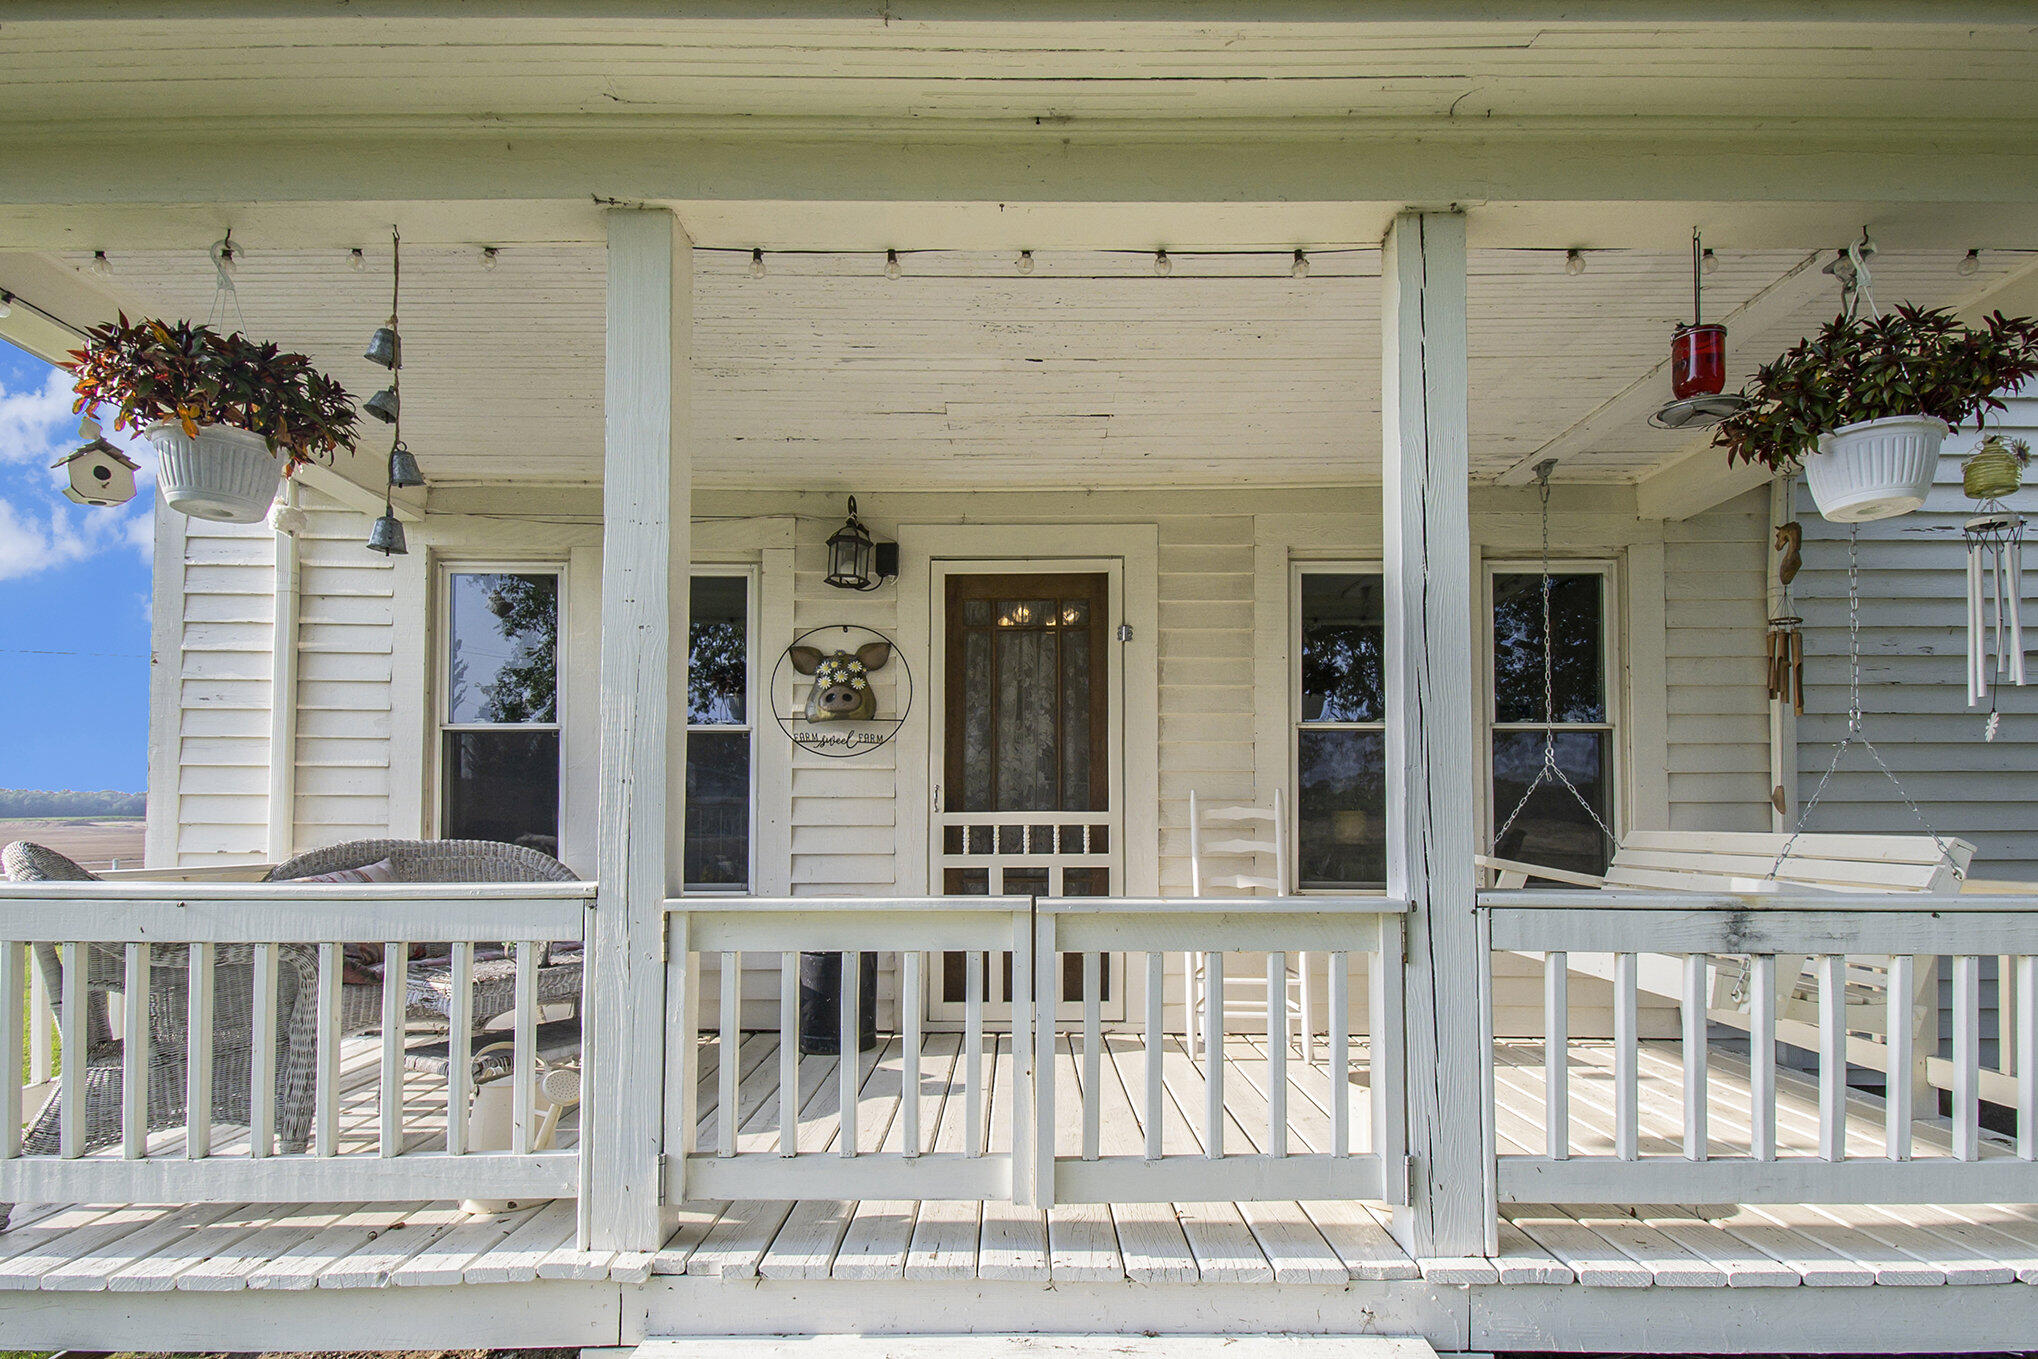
xmin=1291 ymin=249 xmax=1310 ymax=279
xmin=0 ymin=292 xmax=11 ymax=320
xmin=89 ymin=251 xmax=111 ymax=277
xmin=749 ymin=248 xmax=767 ymax=279
xmin=1701 ymin=248 xmax=1719 ymax=275
xmin=1564 ymin=249 xmax=1586 ymax=276
xmin=1154 ymin=248 xmax=1172 ymax=277
xmin=1016 ymin=250 xmax=1035 ymax=275
xmin=349 ymin=248 xmax=366 ymax=272
xmin=884 ymin=249 xmax=902 ymax=281
xmin=480 ymin=247 xmax=499 ymax=271
xmin=1959 ymin=250 xmax=1982 ymax=277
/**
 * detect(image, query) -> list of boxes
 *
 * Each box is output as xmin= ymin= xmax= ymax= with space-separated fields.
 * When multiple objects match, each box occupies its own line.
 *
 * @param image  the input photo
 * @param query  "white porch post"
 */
xmin=586 ymin=207 xmax=692 ymax=1251
xmin=1380 ymin=209 xmax=1488 ymax=1258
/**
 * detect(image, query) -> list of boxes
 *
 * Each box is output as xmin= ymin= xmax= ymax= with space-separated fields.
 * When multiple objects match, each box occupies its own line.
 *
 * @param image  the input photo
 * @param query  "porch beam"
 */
xmin=586 ymin=206 xmax=691 ymax=1252
xmin=1380 ymin=209 xmax=1487 ymax=1258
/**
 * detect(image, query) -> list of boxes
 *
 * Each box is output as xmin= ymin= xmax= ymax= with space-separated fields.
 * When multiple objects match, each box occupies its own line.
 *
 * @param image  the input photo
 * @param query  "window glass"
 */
xmin=442 ymin=730 xmax=560 ymax=854
xmin=685 ymin=575 xmax=752 ymax=889
xmin=1296 ymin=569 xmax=1386 ymax=889
xmin=1301 ymin=573 xmax=1385 ymax=722
xmin=688 ymin=575 xmax=748 ymax=724
xmin=1491 ymin=729 xmax=1612 ymax=877
xmin=447 ymin=573 xmax=558 ymax=725
xmin=1493 ymin=572 xmax=1604 ymax=724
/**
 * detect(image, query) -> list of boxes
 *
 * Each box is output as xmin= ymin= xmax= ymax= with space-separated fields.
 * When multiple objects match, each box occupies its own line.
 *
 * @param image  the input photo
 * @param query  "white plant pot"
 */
xmin=1803 ymin=414 xmax=1947 ymax=523
xmin=146 ymin=421 xmax=284 ymax=524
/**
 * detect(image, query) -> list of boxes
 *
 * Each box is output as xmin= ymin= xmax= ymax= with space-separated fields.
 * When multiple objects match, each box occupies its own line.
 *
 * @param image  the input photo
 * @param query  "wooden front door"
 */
xmin=935 ymin=571 xmax=1119 ymax=1018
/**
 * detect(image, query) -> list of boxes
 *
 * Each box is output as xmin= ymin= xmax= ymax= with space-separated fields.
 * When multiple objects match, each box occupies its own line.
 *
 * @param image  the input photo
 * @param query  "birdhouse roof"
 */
xmin=51 ymin=438 xmax=140 ymax=472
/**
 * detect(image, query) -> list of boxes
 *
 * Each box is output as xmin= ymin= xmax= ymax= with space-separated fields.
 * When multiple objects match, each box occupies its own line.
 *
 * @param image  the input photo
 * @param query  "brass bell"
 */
xmin=364 ymin=326 xmax=400 ymax=369
xmin=387 ymin=441 xmax=424 ymax=489
xmin=366 ymin=505 xmax=407 ymax=556
xmin=363 ymin=386 xmax=399 ymax=424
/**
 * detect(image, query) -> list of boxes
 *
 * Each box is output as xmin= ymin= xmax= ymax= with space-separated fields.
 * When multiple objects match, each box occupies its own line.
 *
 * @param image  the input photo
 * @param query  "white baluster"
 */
xmin=1082 ymin=951 xmax=1101 ymax=1162
xmin=964 ymin=949 xmax=983 ymax=1159
xmin=315 ymin=943 xmax=340 ymax=1157
xmin=1955 ymin=954 xmax=1981 ymax=1162
xmin=838 ymin=951 xmax=858 ymax=1158
xmin=1204 ymin=950 xmax=1224 ymax=1160
xmin=1614 ymin=951 xmax=1638 ymax=1161
xmin=447 ymin=942 xmax=473 ymax=1156
xmin=0 ymin=944 xmax=21 ymax=1159
xmin=1267 ymin=949 xmax=1288 ymax=1158
xmin=717 ymin=951 xmax=739 ymax=1159
xmin=1886 ymin=953 xmax=1915 ymax=1161
xmin=513 ymin=940 xmax=537 ymax=1155
xmin=903 ymin=950 xmax=923 ymax=1158
xmin=779 ymin=951 xmax=798 ymax=1156
xmin=57 ymin=943 xmax=83 ymax=1159
xmin=1683 ymin=953 xmax=1708 ymax=1161
xmin=379 ymin=940 xmax=408 ymax=1157
xmin=186 ymin=942 xmax=214 ymax=1159
xmin=1145 ymin=949 xmax=1164 ymax=1161
xmin=1545 ymin=950 xmax=1568 ymax=1161
xmin=2020 ymin=954 xmax=2037 ymax=1162
xmin=29 ymin=960 xmax=51 ymax=1088
xmin=124 ymin=943 xmax=151 ymax=1159
xmin=1329 ymin=949 xmax=1349 ymax=1159
xmin=1817 ymin=954 xmax=1845 ymax=1162
xmin=1750 ymin=954 xmax=1776 ymax=1162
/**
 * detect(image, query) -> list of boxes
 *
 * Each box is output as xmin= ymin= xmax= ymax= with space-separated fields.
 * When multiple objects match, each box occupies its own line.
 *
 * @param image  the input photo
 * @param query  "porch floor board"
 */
xmin=4 ymin=1037 xmax=2038 ymax=1292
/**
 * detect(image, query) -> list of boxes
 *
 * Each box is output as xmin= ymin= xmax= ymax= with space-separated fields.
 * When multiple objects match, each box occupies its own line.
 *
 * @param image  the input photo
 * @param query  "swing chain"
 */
xmin=1492 ymin=460 xmax=1619 ymax=859
xmin=1770 ymin=525 xmax=1961 ymax=879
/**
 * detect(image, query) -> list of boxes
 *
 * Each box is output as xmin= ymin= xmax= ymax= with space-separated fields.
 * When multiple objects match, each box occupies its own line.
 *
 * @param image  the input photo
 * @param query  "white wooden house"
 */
xmin=3 ymin=6 xmax=2038 ymax=1354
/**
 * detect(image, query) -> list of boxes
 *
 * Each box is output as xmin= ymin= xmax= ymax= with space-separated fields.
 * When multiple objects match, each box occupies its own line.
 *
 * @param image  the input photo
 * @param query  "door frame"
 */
xmin=896 ymin=522 xmax=1161 ymax=1024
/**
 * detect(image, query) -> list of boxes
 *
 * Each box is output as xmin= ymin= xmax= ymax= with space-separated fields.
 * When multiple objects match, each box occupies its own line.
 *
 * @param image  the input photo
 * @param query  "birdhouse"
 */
xmin=51 ymin=438 xmax=140 ymax=507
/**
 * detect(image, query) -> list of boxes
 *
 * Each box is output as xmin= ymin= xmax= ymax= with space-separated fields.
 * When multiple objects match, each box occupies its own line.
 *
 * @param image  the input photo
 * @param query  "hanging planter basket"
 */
xmin=1802 ymin=414 xmax=1947 ymax=524
xmin=146 ymin=421 xmax=286 ymax=524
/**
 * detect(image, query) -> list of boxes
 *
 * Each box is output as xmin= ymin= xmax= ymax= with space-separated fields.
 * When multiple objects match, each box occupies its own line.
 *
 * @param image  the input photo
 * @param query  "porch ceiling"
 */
xmin=16 ymin=241 xmax=2034 ymax=492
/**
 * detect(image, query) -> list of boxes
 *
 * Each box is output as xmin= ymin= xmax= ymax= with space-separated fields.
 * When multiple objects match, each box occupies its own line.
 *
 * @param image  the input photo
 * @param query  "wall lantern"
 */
xmin=823 ymin=496 xmax=897 ymax=592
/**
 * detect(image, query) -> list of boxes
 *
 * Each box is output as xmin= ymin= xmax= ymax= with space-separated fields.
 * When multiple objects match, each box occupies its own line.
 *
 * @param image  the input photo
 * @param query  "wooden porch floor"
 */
xmin=2 ymin=1035 xmax=2035 ymax=1293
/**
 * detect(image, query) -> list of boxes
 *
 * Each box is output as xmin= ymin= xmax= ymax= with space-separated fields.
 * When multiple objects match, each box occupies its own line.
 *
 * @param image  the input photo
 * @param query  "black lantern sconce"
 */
xmin=823 ymin=496 xmax=898 ymax=592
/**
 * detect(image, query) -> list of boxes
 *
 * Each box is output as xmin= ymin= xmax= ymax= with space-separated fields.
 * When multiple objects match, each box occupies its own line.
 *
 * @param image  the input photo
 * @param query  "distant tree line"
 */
xmin=0 ymin=789 xmax=146 ymax=818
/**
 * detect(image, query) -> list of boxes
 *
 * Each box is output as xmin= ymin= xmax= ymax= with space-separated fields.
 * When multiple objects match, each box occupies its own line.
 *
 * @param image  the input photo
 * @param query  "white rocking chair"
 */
xmin=1185 ymin=789 xmax=1317 ymax=1064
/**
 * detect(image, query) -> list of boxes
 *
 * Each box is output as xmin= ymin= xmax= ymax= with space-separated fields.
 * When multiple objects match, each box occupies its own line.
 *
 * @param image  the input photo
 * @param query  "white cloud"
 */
xmin=0 ymin=365 xmax=76 ymax=467
xmin=0 ymin=361 xmax=156 ymax=582
xmin=0 ymin=493 xmax=152 ymax=583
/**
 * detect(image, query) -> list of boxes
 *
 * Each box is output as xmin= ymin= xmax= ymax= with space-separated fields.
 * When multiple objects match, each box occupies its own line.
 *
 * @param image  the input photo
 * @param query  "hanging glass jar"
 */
xmin=1963 ymin=434 xmax=2028 ymax=502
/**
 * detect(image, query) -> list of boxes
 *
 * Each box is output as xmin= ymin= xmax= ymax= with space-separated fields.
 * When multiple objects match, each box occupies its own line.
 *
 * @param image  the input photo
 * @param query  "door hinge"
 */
xmin=1401 ymin=1154 xmax=1419 ymax=1207
xmin=1116 ymin=622 xmax=1133 ymax=643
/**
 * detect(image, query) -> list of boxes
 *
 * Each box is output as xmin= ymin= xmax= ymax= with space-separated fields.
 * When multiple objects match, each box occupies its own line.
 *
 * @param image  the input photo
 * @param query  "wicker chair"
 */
xmin=0 ymin=837 xmax=581 ymax=1180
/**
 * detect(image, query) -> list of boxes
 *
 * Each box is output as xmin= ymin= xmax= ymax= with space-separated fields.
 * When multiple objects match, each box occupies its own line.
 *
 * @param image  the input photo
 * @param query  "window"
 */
xmin=1489 ymin=567 xmax=1616 ymax=877
xmin=685 ymin=573 xmax=752 ymax=889
xmin=439 ymin=570 xmax=561 ymax=855
xmin=1294 ymin=569 xmax=1387 ymax=889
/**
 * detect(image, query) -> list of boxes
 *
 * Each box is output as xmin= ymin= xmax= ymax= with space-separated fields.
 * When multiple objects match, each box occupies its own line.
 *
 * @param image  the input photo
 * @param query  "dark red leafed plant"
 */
xmin=66 ymin=314 xmax=359 ymax=474
xmin=1714 ymin=305 xmax=2038 ymax=473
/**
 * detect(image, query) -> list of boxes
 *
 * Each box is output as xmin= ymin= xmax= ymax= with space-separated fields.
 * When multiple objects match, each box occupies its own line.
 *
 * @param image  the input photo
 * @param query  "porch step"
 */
xmin=614 ymin=1340 xmax=1439 ymax=1359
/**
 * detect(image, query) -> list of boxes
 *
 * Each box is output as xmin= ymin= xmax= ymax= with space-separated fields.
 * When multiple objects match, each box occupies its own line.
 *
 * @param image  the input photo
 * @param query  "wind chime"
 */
xmin=364 ymin=225 xmax=425 ymax=556
xmin=1489 ymin=459 xmax=1619 ymax=865
xmin=1766 ymin=519 xmax=1804 ymax=716
xmin=1962 ymin=433 xmax=2029 ymax=738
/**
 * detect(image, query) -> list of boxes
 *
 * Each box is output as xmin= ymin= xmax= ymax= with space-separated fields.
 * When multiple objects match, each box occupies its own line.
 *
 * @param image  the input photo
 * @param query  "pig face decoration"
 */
xmin=788 ymin=641 xmax=893 ymax=723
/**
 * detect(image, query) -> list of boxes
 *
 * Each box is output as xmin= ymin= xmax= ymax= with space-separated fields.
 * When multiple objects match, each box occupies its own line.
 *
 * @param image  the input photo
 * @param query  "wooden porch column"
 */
xmin=1380 ymin=209 xmax=1488 ymax=1258
xmin=586 ymin=207 xmax=691 ymax=1251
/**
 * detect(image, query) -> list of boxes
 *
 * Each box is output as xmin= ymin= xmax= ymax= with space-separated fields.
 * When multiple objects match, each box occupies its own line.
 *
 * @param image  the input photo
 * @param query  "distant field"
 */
xmin=0 ymin=817 xmax=147 ymax=871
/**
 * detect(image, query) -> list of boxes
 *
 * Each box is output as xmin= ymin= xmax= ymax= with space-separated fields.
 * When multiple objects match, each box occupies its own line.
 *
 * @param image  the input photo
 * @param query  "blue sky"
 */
xmin=0 ymin=337 xmax=154 ymax=793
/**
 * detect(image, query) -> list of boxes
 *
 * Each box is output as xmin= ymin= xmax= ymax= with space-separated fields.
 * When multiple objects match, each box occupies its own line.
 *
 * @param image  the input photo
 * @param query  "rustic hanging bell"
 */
xmin=386 ymin=441 xmax=424 ymax=488
xmin=364 ymin=386 xmax=399 ymax=423
xmin=364 ymin=326 xmax=400 ymax=369
xmin=366 ymin=505 xmax=407 ymax=555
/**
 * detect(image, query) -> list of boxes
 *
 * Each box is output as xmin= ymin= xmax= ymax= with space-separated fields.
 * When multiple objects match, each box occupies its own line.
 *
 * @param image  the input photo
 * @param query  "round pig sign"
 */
xmin=770 ymin=624 xmax=912 ymax=758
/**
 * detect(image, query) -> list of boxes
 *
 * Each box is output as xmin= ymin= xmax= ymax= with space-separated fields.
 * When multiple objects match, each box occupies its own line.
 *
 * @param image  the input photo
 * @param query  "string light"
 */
xmin=1154 ymin=248 xmax=1172 ymax=277
xmin=1959 ymin=249 xmax=1982 ymax=277
xmin=1701 ymin=248 xmax=1720 ymax=275
xmin=480 ymin=246 xmax=500 ymax=271
xmin=1016 ymin=250 xmax=1035 ymax=275
xmin=1564 ymin=249 xmax=1586 ymax=276
xmin=89 ymin=251 xmax=111 ymax=277
xmin=1291 ymin=249 xmax=1310 ymax=279
xmin=884 ymin=248 xmax=902 ymax=280
xmin=0 ymin=292 xmax=11 ymax=320
xmin=750 ymin=247 xmax=767 ymax=279
xmin=349 ymin=248 xmax=366 ymax=272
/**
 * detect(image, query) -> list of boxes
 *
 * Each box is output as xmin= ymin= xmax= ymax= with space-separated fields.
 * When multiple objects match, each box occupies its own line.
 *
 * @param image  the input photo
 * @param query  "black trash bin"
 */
xmin=798 ymin=950 xmax=878 ymax=1054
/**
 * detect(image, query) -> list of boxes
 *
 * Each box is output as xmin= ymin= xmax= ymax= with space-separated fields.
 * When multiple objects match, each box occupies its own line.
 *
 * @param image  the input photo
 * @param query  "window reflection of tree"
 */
xmin=475 ymin=575 xmax=558 ymax=724
xmin=688 ymin=621 xmax=746 ymax=724
xmin=1493 ymin=574 xmax=1602 ymax=723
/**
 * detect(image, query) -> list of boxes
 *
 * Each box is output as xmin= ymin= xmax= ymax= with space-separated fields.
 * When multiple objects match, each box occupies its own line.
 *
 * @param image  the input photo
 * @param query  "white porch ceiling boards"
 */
xmin=36 ymin=242 xmax=2032 ymax=490
xmin=3 ymin=11 xmax=2036 ymax=126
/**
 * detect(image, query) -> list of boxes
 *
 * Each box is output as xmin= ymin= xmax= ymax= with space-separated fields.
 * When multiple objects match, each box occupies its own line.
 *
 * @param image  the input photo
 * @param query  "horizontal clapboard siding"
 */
xmin=291 ymin=498 xmax=399 ymax=851
xmin=1664 ymin=489 xmax=1775 ymax=832
xmin=172 ymin=517 xmax=274 ymax=864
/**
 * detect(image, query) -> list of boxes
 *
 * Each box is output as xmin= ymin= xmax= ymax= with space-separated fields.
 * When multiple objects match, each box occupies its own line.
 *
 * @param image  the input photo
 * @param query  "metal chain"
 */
xmin=1770 ymin=525 xmax=1960 ymax=878
xmin=1492 ymin=460 xmax=1619 ymax=858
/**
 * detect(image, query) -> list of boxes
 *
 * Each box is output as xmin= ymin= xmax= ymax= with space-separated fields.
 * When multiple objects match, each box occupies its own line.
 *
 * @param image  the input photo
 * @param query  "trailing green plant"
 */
xmin=1714 ymin=305 xmax=2038 ymax=473
xmin=66 ymin=314 xmax=359 ymax=473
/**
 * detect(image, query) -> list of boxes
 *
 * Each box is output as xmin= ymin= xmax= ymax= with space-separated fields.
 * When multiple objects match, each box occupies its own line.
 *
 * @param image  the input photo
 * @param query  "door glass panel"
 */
xmin=961 ymin=632 xmax=994 ymax=811
xmin=1060 ymin=627 xmax=1093 ymax=810
xmin=994 ymin=628 xmax=1058 ymax=811
xmin=1297 ymin=728 xmax=1386 ymax=889
xmin=684 ymin=730 xmax=749 ymax=887
xmin=1300 ymin=573 xmax=1384 ymax=722
xmin=1493 ymin=573 xmax=1605 ymax=723
xmin=1492 ymin=729 xmax=1614 ymax=875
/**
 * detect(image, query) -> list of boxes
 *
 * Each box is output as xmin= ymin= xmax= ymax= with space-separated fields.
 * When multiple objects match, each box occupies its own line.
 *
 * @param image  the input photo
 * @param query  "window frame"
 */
xmin=1479 ymin=557 xmax=1623 ymax=866
xmin=432 ymin=560 xmax=568 ymax=846
xmin=1289 ymin=559 xmax=1387 ymax=893
xmin=683 ymin=564 xmax=759 ymax=894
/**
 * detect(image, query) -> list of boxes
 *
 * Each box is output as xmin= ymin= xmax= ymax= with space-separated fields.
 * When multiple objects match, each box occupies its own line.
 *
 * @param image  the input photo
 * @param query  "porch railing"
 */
xmin=659 ymin=893 xmax=1409 ymax=1209
xmin=0 ymin=880 xmax=593 ymax=1207
xmin=1481 ymin=889 xmax=2038 ymax=1205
